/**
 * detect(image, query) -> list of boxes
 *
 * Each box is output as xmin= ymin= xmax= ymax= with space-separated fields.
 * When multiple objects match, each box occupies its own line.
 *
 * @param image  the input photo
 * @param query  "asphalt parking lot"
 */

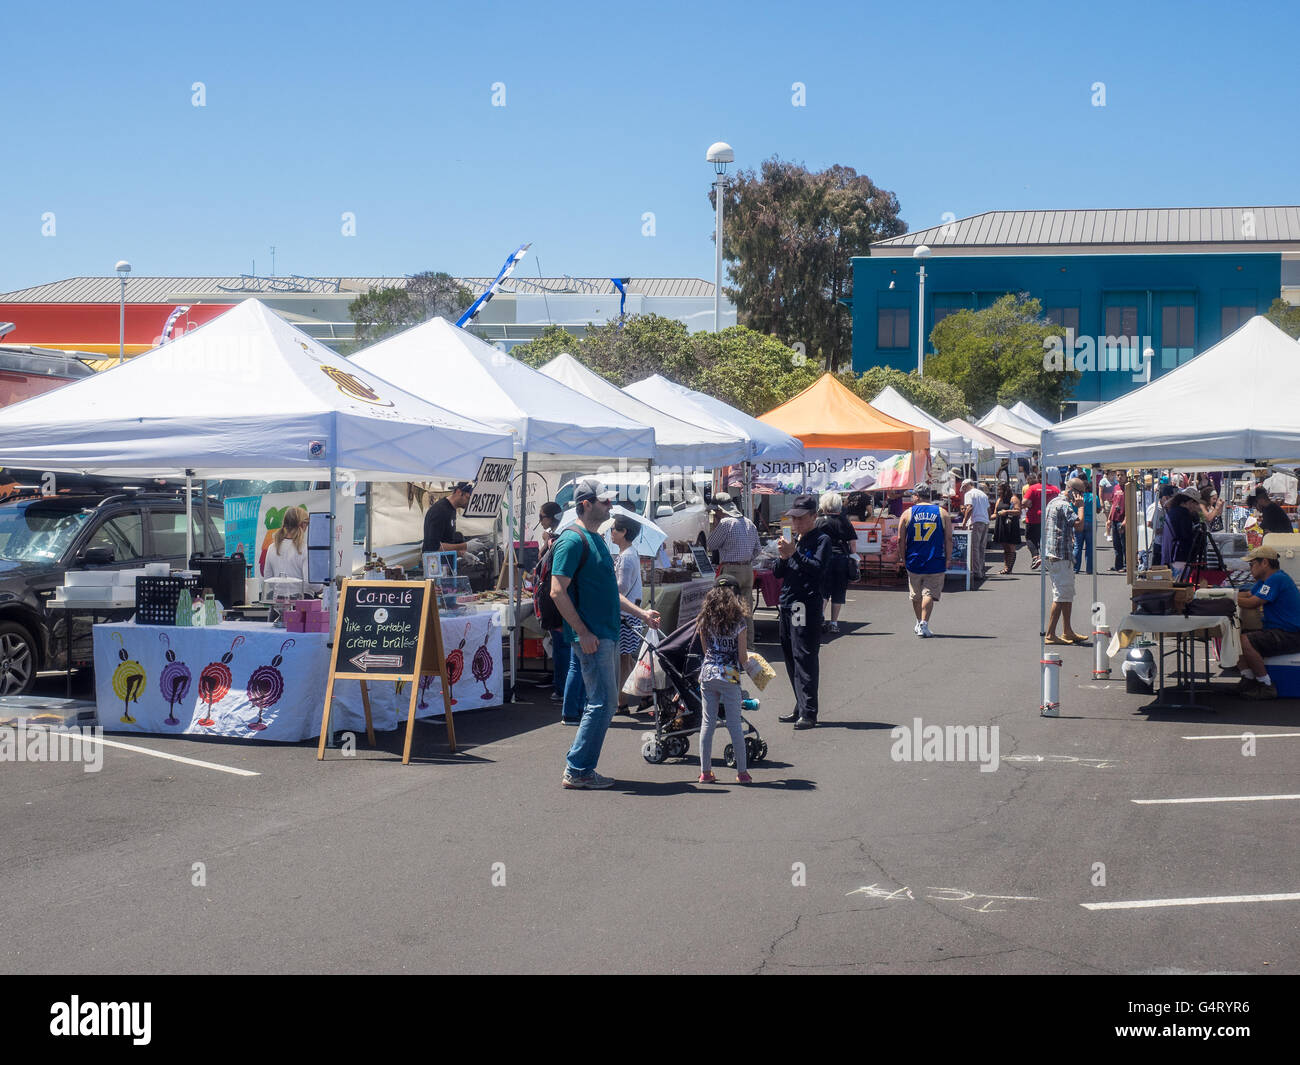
xmin=3 ymin=545 xmax=1297 ymax=975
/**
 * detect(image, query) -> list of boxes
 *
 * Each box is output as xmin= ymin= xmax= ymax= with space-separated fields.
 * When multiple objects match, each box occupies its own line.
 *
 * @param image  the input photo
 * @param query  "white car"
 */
xmin=556 ymin=471 xmax=712 ymax=548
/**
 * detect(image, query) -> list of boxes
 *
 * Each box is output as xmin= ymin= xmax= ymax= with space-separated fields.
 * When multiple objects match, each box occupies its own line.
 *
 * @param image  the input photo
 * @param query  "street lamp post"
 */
xmin=913 ymin=245 xmax=930 ymax=376
xmin=706 ymin=142 xmax=734 ymax=333
xmin=115 ymin=260 xmax=132 ymax=365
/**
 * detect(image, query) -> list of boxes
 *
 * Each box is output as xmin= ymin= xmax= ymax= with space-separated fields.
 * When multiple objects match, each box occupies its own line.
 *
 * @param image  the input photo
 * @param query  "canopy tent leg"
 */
xmin=185 ymin=470 xmax=194 ymax=562
xmin=513 ymin=451 xmax=529 ymax=695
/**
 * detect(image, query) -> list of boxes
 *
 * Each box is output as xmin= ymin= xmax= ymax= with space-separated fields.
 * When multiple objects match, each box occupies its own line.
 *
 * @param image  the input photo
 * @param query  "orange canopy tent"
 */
xmin=757 ymin=374 xmax=930 ymax=452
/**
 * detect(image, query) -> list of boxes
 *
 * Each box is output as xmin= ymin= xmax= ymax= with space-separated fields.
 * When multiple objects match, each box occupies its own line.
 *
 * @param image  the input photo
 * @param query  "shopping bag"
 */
xmin=743 ymin=652 xmax=776 ymax=692
xmin=623 ymin=628 xmax=662 ymax=696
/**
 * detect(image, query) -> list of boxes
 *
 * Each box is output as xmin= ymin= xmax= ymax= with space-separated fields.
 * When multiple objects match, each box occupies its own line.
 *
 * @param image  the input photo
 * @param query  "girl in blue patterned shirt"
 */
xmin=695 ymin=578 xmax=751 ymax=784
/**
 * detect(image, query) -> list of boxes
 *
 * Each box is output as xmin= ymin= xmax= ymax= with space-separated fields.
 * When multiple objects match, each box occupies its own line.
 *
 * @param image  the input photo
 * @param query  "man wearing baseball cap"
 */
xmin=707 ymin=491 xmax=761 ymax=645
xmin=551 ymin=477 xmax=661 ymax=787
xmin=1235 ymin=545 xmax=1300 ymax=700
xmin=423 ymin=481 xmax=474 ymax=555
xmin=773 ymin=494 xmax=832 ymax=729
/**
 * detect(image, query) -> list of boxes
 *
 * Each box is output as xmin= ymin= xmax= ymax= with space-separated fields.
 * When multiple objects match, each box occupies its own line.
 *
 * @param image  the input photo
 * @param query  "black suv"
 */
xmin=0 ymin=492 xmax=224 ymax=694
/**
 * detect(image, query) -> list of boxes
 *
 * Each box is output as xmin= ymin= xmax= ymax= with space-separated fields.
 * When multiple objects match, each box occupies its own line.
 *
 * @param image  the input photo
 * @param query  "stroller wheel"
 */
xmin=666 ymin=735 xmax=689 ymax=759
xmin=642 ymin=738 xmax=667 ymax=764
xmin=744 ymin=736 xmax=761 ymax=765
xmin=757 ymin=741 xmax=769 ymax=762
xmin=723 ymin=743 xmax=736 ymax=769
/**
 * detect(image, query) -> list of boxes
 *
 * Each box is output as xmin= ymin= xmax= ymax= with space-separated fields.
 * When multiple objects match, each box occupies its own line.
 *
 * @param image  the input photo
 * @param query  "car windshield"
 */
xmin=0 ymin=501 xmax=93 ymax=562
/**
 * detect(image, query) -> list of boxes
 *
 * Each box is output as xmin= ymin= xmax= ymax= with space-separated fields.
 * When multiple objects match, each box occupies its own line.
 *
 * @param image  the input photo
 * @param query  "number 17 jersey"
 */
xmin=905 ymin=503 xmax=945 ymax=574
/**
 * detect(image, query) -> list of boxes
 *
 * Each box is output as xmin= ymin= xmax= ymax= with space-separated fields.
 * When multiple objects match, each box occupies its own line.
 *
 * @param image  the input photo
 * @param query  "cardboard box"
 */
xmin=305 ymin=613 xmax=331 ymax=633
xmin=285 ymin=610 xmax=306 ymax=632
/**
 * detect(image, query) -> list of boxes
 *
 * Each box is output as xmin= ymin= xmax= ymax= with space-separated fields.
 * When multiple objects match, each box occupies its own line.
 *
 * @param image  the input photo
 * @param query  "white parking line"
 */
xmin=84 ymin=734 xmax=259 ymax=777
xmin=1132 ymin=794 xmax=1300 ymax=805
xmin=1182 ymin=732 xmax=1300 ymax=741
xmin=1082 ymin=892 xmax=1300 ymax=911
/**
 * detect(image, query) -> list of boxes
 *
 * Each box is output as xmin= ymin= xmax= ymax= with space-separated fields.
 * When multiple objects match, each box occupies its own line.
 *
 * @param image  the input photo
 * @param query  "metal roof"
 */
xmin=0 ymin=275 xmax=717 ymax=303
xmin=872 ymin=207 xmax=1300 ymax=249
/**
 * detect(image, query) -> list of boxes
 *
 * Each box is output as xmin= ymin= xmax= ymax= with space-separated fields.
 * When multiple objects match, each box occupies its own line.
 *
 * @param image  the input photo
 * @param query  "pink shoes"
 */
xmin=698 ymin=772 xmax=717 ymax=783
xmin=736 ymin=771 xmax=752 ymax=784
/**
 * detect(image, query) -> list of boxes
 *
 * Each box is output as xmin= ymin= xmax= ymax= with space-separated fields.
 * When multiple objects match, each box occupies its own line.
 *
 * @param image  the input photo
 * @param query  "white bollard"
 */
xmin=1093 ymin=625 xmax=1112 ymax=679
xmin=1041 ymin=651 xmax=1062 ymax=716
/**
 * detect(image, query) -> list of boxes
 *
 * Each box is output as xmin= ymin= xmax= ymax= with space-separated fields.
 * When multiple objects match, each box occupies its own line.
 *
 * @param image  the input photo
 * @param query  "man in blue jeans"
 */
xmin=551 ymin=477 xmax=660 ymax=789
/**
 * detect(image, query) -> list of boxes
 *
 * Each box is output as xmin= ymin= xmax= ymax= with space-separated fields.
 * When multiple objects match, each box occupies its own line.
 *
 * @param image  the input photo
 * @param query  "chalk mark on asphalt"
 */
xmin=846 ymin=883 xmax=1040 ymax=913
xmin=1003 ymin=754 xmax=1117 ymax=768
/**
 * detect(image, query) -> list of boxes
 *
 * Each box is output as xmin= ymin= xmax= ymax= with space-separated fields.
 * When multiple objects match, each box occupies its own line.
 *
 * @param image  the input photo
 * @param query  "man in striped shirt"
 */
xmin=707 ymin=492 xmax=761 ymax=643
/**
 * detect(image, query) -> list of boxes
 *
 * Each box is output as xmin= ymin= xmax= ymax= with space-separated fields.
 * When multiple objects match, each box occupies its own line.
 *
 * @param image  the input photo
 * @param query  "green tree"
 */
xmin=348 ymin=271 xmax=474 ymax=347
xmin=1265 ymin=297 xmax=1300 ymax=339
xmin=510 ymin=324 xmax=583 ymax=368
xmin=925 ymin=294 xmax=1074 ymax=415
xmin=719 ymin=158 xmax=906 ymax=372
xmin=563 ymin=314 xmax=700 ymax=387
xmin=848 ymin=366 xmax=970 ymax=422
xmin=690 ymin=326 xmax=820 ymax=416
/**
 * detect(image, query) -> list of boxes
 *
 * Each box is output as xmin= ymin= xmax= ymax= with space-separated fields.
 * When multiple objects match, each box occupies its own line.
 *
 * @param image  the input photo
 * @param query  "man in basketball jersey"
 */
xmin=898 ymin=486 xmax=953 ymax=638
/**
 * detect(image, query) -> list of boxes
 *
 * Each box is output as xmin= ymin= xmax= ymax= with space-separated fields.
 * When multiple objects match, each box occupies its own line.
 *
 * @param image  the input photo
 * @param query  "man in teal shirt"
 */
xmin=551 ymin=478 xmax=660 ymax=788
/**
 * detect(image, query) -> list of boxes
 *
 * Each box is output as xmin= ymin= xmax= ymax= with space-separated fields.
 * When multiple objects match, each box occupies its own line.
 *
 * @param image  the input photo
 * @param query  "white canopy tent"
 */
xmin=1010 ymin=401 xmax=1053 ymax=430
xmin=977 ymin=404 xmax=1042 ymax=447
xmin=0 ymin=299 xmax=515 ymax=572
xmin=352 ymin=317 xmax=659 ymax=694
xmin=1041 ymin=316 xmax=1300 ymax=467
xmin=870 ymin=386 xmax=975 ymax=457
xmin=1036 ymin=315 xmax=1300 ymax=709
xmin=353 ymin=317 xmax=656 ymax=459
xmin=539 ymin=353 xmax=746 ymax=468
xmin=623 ymin=374 xmax=804 ymax=463
xmin=624 ymin=374 xmax=805 ymax=516
xmin=0 ymin=299 xmax=512 ymax=481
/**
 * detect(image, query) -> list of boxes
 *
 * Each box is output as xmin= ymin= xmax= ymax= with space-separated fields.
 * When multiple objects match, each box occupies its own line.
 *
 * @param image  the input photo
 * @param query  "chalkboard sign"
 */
xmin=333 ymin=580 xmax=428 ymax=680
xmin=690 ymin=544 xmax=715 ymax=579
xmin=318 ymin=578 xmax=455 ymax=764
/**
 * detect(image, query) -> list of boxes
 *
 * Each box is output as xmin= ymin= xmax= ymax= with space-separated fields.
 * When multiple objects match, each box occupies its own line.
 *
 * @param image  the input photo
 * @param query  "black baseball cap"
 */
xmin=786 ymin=494 xmax=817 ymax=517
xmin=451 ymin=481 xmax=474 ymax=494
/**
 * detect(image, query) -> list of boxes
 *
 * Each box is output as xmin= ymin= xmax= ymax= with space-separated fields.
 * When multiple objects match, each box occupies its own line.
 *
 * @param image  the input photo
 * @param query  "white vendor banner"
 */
xmin=93 ymin=613 xmax=502 ymax=743
xmin=750 ymin=450 xmax=925 ymax=494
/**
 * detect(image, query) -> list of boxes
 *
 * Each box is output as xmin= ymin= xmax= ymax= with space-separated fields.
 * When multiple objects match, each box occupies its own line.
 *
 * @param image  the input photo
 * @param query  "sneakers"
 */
xmin=913 ymin=621 xmax=923 ymax=636
xmin=698 ymin=771 xmax=717 ymax=783
xmin=562 ymin=769 xmax=615 ymax=789
xmin=1243 ymin=683 xmax=1278 ymax=701
xmin=827 ymin=621 xmax=840 ymax=633
xmin=918 ymin=621 xmax=933 ymax=638
xmin=736 ymin=771 xmax=753 ymax=784
xmin=550 ymin=689 xmax=562 ymax=701
xmin=1233 ymin=677 xmax=1260 ymax=695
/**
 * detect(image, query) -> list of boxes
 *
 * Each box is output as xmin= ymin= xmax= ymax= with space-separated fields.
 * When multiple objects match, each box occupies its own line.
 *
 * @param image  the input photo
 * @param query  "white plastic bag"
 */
xmin=622 ymin=628 xmax=662 ymax=696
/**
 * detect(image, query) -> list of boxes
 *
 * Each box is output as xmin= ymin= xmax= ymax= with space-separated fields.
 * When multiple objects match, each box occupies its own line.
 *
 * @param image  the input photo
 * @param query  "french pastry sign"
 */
xmin=463 ymin=457 xmax=517 ymax=520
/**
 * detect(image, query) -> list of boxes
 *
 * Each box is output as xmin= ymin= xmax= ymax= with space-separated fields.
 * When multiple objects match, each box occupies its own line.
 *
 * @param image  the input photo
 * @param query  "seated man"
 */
xmin=1235 ymin=546 xmax=1300 ymax=700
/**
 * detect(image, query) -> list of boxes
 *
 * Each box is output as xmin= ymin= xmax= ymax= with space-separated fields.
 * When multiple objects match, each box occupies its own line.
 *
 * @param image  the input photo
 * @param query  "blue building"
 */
xmin=850 ymin=207 xmax=1300 ymax=410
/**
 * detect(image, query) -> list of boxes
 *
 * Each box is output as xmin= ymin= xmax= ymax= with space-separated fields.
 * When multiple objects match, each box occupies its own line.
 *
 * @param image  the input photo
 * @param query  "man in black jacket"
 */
xmin=1255 ymin=486 xmax=1292 ymax=535
xmin=774 ymin=494 xmax=832 ymax=730
xmin=423 ymin=481 xmax=473 ymax=554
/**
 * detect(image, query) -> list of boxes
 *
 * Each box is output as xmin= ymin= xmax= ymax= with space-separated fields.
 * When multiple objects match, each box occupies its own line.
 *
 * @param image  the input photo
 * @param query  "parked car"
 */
xmin=0 ymin=491 xmax=224 ymax=695
xmin=555 ymin=471 xmax=713 ymax=548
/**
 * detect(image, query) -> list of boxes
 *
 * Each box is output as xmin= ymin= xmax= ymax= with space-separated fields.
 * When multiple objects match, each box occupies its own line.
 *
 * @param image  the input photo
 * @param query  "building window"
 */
xmin=878 ymin=308 xmax=910 ymax=350
xmin=1103 ymin=305 xmax=1139 ymax=372
xmin=1161 ymin=304 xmax=1195 ymax=367
xmin=1044 ymin=307 xmax=1079 ymax=333
xmin=1221 ymin=305 xmax=1254 ymax=335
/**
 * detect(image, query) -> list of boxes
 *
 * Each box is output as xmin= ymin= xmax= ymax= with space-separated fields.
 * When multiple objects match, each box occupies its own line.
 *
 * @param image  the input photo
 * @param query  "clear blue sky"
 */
xmin=3 ymin=0 xmax=1296 ymax=294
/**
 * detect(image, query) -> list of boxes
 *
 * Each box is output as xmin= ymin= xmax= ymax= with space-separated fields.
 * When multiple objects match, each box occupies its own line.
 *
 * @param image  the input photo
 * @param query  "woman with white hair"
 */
xmin=815 ymin=492 xmax=857 ymax=633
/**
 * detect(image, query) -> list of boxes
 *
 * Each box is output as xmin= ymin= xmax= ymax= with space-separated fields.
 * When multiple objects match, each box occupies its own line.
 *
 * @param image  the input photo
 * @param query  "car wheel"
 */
xmin=0 ymin=621 xmax=37 ymax=696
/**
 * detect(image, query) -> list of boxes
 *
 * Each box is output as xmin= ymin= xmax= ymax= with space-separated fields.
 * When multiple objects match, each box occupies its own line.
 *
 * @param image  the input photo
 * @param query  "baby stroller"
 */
xmin=639 ymin=618 xmax=768 ymax=767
